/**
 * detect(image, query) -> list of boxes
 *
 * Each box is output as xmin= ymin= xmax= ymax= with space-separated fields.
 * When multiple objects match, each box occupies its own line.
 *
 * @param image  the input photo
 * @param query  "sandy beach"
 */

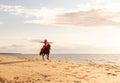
xmin=0 ymin=55 xmax=120 ymax=83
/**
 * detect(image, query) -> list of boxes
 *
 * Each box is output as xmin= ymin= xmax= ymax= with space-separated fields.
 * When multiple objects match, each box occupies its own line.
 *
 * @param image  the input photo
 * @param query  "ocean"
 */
xmin=1 ymin=54 xmax=120 ymax=66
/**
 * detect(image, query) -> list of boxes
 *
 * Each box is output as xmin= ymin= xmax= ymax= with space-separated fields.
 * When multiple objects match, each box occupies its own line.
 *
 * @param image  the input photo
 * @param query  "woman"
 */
xmin=41 ymin=40 xmax=49 ymax=53
xmin=40 ymin=39 xmax=51 ymax=60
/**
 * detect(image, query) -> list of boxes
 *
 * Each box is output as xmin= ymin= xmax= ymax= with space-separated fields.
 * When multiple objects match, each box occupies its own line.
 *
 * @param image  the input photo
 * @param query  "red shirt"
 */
xmin=41 ymin=42 xmax=49 ymax=53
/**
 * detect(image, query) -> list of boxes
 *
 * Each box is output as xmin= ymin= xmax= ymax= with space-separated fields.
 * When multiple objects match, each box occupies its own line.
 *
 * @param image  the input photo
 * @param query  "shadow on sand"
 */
xmin=0 ymin=61 xmax=28 ymax=64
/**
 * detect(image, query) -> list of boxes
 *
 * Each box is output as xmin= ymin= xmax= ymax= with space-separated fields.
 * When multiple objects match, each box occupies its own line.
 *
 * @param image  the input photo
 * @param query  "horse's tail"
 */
xmin=39 ymin=48 xmax=43 ymax=56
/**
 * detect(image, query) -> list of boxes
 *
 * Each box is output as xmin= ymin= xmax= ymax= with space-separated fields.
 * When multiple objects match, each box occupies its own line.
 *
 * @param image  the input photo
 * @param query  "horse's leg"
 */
xmin=42 ymin=54 xmax=45 ymax=60
xmin=46 ymin=54 xmax=49 ymax=60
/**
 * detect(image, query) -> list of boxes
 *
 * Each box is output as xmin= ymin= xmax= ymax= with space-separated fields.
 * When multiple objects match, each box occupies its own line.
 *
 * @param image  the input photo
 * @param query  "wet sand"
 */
xmin=0 ymin=55 xmax=120 ymax=83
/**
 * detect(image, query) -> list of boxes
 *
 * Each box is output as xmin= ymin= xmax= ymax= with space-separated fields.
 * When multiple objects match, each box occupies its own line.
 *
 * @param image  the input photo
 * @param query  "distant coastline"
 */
xmin=0 ymin=53 xmax=22 ymax=55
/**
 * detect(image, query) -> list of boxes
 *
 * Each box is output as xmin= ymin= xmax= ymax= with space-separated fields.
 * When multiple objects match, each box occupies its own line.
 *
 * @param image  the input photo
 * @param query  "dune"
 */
xmin=0 ymin=55 xmax=120 ymax=83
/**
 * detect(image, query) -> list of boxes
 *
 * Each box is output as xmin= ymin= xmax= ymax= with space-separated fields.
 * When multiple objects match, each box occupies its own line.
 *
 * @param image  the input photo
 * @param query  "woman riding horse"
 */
xmin=40 ymin=40 xmax=51 ymax=60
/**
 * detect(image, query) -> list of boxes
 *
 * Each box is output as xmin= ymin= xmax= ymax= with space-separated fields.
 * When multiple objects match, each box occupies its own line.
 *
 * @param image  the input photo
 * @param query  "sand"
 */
xmin=0 ymin=55 xmax=120 ymax=83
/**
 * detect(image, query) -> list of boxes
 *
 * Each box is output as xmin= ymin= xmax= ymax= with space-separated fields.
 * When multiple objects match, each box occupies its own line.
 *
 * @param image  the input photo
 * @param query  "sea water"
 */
xmin=1 ymin=54 xmax=120 ymax=66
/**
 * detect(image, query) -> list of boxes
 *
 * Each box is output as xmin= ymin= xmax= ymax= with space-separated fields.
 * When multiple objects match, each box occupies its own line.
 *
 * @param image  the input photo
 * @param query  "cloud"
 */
xmin=52 ymin=43 xmax=115 ymax=54
xmin=24 ymin=19 xmax=55 ymax=24
xmin=9 ymin=45 xmax=25 ymax=48
xmin=77 ymin=0 xmax=120 ymax=11
xmin=1 ymin=4 xmax=120 ymax=26
xmin=55 ymin=9 xmax=120 ymax=26
xmin=0 ymin=44 xmax=25 ymax=49
xmin=0 ymin=5 xmax=65 ymax=24
xmin=0 ymin=5 xmax=43 ymax=17
xmin=0 ymin=21 xmax=3 ymax=24
xmin=24 ymin=9 xmax=120 ymax=26
xmin=29 ymin=39 xmax=44 ymax=43
xmin=0 ymin=44 xmax=31 ymax=53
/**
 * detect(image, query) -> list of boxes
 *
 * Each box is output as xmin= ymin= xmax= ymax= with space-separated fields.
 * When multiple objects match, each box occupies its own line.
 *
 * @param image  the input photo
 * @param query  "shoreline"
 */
xmin=0 ymin=55 xmax=120 ymax=83
xmin=1 ymin=54 xmax=120 ymax=66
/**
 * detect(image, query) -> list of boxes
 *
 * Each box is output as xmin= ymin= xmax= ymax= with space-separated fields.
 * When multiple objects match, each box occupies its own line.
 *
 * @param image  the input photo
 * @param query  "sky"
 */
xmin=0 ymin=0 xmax=120 ymax=54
